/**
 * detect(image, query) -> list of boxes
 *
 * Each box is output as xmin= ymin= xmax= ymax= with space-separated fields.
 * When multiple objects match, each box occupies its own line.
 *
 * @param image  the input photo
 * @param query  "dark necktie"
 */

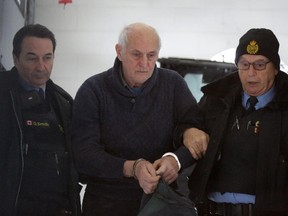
xmin=246 ymin=96 xmax=258 ymax=114
xmin=38 ymin=88 xmax=45 ymax=100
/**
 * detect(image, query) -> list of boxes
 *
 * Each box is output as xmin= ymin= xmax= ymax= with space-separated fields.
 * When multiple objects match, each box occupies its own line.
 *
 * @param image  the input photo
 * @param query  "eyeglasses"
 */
xmin=237 ymin=60 xmax=271 ymax=71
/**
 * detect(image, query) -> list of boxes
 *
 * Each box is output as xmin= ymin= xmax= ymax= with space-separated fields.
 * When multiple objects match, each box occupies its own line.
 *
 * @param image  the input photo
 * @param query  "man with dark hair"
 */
xmin=0 ymin=24 xmax=80 ymax=216
xmin=182 ymin=28 xmax=288 ymax=216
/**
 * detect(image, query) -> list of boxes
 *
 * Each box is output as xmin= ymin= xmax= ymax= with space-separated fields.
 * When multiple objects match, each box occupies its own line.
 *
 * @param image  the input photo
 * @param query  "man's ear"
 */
xmin=115 ymin=44 xmax=123 ymax=61
xmin=13 ymin=54 xmax=18 ymax=66
xmin=275 ymin=69 xmax=279 ymax=76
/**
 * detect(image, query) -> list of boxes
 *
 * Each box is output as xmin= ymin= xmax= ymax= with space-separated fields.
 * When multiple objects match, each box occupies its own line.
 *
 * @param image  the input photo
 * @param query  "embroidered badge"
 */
xmin=26 ymin=120 xmax=50 ymax=127
xmin=246 ymin=40 xmax=259 ymax=54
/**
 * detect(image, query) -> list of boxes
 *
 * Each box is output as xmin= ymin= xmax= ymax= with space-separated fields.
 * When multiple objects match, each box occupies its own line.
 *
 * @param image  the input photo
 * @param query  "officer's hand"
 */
xmin=183 ymin=127 xmax=209 ymax=160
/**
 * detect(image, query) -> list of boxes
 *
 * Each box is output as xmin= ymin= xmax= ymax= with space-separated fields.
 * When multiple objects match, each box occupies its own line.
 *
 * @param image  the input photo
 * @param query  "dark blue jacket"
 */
xmin=188 ymin=71 xmax=288 ymax=214
xmin=0 ymin=68 xmax=81 ymax=216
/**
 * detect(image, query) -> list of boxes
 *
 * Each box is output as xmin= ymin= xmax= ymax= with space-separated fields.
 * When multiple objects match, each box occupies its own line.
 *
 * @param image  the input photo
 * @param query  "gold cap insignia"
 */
xmin=246 ymin=40 xmax=259 ymax=54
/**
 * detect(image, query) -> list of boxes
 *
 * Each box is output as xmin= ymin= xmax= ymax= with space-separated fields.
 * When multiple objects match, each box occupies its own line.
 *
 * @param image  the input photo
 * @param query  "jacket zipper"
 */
xmin=10 ymin=91 xmax=24 ymax=210
xmin=54 ymin=152 xmax=60 ymax=175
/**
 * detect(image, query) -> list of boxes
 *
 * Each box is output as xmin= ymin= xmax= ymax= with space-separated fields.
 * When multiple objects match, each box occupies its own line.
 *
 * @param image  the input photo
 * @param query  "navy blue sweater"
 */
xmin=72 ymin=58 xmax=202 ymax=199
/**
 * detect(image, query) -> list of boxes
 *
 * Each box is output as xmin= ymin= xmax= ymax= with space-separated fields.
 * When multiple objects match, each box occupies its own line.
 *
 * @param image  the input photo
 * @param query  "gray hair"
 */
xmin=117 ymin=22 xmax=161 ymax=55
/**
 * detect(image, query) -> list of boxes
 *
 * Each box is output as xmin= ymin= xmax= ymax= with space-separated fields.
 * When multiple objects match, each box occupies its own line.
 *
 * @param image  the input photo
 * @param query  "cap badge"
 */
xmin=246 ymin=40 xmax=259 ymax=54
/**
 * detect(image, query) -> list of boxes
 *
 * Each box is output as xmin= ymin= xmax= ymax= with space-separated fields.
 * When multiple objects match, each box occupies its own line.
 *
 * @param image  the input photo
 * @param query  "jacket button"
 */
xmin=131 ymin=98 xmax=136 ymax=103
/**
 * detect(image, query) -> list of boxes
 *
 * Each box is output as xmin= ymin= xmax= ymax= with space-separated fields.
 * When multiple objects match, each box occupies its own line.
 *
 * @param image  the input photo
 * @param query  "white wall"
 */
xmin=0 ymin=0 xmax=25 ymax=69
xmin=4 ymin=0 xmax=288 ymax=97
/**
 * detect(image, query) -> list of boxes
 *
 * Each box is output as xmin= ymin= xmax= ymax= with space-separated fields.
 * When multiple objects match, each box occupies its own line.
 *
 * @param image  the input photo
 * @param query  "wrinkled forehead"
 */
xmin=16 ymin=37 xmax=54 ymax=60
xmin=126 ymin=28 xmax=160 ymax=51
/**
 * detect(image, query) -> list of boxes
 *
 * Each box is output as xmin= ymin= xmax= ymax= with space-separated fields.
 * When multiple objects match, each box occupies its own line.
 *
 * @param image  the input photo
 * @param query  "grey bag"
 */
xmin=138 ymin=179 xmax=198 ymax=216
